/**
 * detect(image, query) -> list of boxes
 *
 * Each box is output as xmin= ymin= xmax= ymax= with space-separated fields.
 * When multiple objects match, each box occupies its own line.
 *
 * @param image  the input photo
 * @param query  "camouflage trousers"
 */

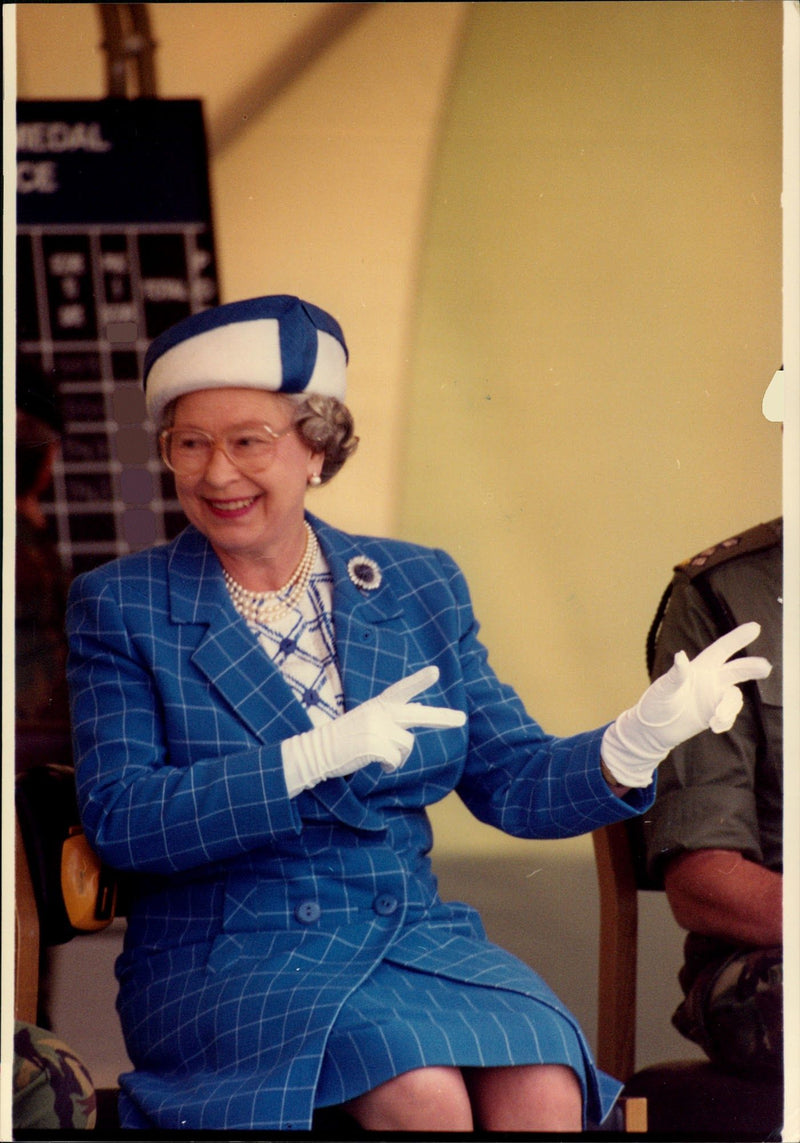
xmin=13 ymin=1021 xmax=96 ymax=1130
xmin=674 ymin=940 xmax=782 ymax=1079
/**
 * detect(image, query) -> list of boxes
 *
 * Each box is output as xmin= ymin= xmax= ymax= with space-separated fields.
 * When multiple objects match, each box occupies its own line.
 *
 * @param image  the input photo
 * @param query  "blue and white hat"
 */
xmin=143 ymin=294 xmax=348 ymax=421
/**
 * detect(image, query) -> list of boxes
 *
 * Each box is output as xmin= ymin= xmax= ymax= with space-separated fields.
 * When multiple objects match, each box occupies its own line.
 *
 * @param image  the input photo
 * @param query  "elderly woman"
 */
xmin=66 ymin=295 xmax=769 ymax=1133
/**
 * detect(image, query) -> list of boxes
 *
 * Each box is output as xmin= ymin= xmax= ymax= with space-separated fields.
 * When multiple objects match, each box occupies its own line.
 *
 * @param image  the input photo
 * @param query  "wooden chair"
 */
xmin=593 ymin=820 xmax=783 ymax=1137
xmin=15 ymin=814 xmax=41 ymax=1026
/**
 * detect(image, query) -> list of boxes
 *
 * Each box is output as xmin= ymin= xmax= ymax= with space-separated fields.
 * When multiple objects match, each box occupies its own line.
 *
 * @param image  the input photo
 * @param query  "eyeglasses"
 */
xmin=159 ymin=422 xmax=295 ymax=476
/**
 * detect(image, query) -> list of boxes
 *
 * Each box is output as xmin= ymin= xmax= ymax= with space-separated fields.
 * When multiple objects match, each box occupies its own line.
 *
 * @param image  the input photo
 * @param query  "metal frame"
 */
xmin=97 ymin=4 xmax=157 ymax=97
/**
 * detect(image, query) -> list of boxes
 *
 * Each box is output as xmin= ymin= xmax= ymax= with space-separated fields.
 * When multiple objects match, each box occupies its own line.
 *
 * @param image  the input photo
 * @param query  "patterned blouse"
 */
xmin=234 ymin=546 xmax=345 ymax=726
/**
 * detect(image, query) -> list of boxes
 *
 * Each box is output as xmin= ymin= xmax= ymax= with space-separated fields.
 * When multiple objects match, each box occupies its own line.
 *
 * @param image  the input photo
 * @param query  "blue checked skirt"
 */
xmin=116 ymin=908 xmax=621 ymax=1131
xmin=315 ymin=957 xmax=609 ymax=1114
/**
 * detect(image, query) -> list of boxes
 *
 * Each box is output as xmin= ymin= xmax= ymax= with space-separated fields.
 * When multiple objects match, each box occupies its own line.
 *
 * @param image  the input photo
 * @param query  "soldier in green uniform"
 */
xmin=642 ymin=519 xmax=782 ymax=1077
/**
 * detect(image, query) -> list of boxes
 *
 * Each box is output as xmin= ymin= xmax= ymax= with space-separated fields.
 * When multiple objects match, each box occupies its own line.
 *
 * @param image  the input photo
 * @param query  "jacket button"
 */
xmin=295 ymin=900 xmax=321 ymax=924
xmin=373 ymin=893 xmax=399 ymax=917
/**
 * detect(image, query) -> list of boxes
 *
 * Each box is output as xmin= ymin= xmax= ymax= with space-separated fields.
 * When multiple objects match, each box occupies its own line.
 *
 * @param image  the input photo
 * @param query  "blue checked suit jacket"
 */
xmin=66 ymin=513 xmax=652 ymax=1130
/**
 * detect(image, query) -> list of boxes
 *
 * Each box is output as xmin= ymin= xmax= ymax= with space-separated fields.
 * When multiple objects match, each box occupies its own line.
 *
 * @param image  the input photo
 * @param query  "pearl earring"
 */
xmin=308 ymin=473 xmax=322 ymax=486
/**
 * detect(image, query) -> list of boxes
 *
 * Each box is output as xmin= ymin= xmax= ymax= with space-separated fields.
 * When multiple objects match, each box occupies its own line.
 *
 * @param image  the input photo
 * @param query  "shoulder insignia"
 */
xmin=677 ymin=519 xmax=782 ymax=580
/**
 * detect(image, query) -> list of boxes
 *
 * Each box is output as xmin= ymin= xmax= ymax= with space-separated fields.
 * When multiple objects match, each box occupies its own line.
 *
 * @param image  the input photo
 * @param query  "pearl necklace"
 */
xmin=223 ymin=523 xmax=318 ymax=625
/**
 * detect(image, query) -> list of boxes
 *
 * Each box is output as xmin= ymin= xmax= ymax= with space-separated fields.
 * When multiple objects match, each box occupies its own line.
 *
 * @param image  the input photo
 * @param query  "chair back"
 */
xmin=593 ymin=820 xmax=639 ymax=1080
xmin=15 ymin=812 xmax=41 ymax=1024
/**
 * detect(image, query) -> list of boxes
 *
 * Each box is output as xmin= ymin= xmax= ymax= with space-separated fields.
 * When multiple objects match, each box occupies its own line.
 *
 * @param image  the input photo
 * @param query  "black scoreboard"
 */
xmin=17 ymin=99 xmax=219 ymax=576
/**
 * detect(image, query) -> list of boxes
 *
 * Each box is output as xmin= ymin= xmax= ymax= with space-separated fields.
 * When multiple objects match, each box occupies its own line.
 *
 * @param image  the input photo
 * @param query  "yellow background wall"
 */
xmin=11 ymin=0 xmax=784 ymax=1086
xmin=403 ymin=0 xmax=782 ymax=735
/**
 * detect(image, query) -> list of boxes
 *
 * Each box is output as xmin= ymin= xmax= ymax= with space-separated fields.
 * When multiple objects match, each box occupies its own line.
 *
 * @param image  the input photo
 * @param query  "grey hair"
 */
xmin=285 ymin=392 xmax=359 ymax=483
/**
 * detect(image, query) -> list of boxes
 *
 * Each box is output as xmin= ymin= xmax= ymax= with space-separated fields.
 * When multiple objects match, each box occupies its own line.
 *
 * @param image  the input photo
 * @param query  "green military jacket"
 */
xmin=643 ymin=519 xmax=782 ymax=883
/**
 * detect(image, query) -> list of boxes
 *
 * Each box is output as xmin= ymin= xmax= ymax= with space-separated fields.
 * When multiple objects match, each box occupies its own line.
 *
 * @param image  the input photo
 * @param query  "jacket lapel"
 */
xmin=304 ymin=516 xmax=412 ymax=829
xmin=167 ymin=528 xmax=312 ymax=743
xmin=311 ymin=514 xmax=410 ymax=706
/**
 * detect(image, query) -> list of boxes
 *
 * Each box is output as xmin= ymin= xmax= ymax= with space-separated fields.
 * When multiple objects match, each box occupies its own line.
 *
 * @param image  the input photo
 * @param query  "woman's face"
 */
xmin=169 ymin=387 xmax=320 ymax=566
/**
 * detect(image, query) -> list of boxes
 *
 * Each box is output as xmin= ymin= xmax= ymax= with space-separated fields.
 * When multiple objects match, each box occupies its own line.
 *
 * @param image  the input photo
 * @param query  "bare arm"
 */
xmin=664 ymin=848 xmax=782 ymax=947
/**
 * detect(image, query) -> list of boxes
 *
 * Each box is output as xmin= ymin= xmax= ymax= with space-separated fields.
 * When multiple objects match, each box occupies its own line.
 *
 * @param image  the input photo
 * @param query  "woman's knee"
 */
xmin=342 ymin=1066 xmax=473 ymax=1131
xmin=466 ymin=1063 xmax=583 ymax=1131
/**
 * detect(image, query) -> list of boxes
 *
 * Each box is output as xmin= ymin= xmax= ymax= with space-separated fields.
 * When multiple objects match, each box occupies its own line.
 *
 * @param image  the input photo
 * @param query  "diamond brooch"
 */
xmin=347 ymin=556 xmax=382 ymax=592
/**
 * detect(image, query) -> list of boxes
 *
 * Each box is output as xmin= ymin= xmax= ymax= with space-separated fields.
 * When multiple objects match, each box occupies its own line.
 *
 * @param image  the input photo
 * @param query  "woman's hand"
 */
xmin=601 ymin=622 xmax=771 ymax=788
xmin=281 ymin=666 xmax=466 ymax=797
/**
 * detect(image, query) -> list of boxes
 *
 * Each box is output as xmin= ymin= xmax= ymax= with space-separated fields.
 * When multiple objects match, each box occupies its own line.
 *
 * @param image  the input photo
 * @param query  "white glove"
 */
xmin=601 ymin=621 xmax=772 ymax=788
xmin=281 ymin=665 xmax=467 ymax=798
